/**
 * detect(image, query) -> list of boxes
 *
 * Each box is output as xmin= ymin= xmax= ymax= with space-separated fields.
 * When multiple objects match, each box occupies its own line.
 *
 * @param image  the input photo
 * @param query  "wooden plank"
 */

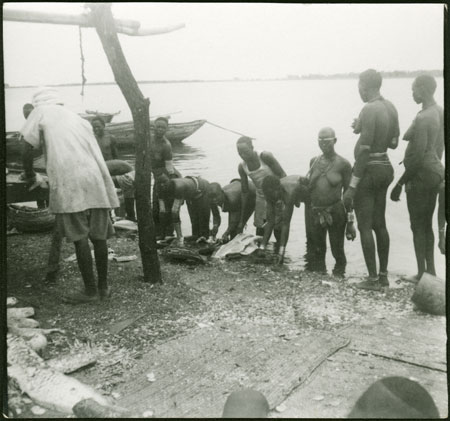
xmin=117 ymin=324 xmax=349 ymax=417
xmin=339 ymin=315 xmax=447 ymax=372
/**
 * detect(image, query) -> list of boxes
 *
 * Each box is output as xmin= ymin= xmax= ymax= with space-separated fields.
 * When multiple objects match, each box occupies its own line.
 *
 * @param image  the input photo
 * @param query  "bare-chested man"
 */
xmin=151 ymin=117 xmax=181 ymax=239
xmin=390 ymin=74 xmax=445 ymax=282
xmin=343 ymin=69 xmax=400 ymax=290
xmin=91 ymin=117 xmax=118 ymax=161
xmin=208 ymin=179 xmax=257 ymax=243
xmin=260 ymin=175 xmax=309 ymax=264
xmin=237 ymin=136 xmax=286 ymax=236
xmin=157 ymin=174 xmax=220 ymax=245
xmin=306 ymin=127 xmax=356 ymax=277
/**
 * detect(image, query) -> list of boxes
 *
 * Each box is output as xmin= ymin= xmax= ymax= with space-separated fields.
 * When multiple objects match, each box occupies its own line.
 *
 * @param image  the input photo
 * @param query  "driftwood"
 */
xmin=73 ymin=399 xmax=137 ymax=418
xmin=7 ymin=315 xmax=119 ymax=415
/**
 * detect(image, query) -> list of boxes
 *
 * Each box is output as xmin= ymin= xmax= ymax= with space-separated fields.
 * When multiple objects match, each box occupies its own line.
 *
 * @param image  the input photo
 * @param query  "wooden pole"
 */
xmin=3 ymin=8 xmax=185 ymax=36
xmin=89 ymin=3 xmax=161 ymax=284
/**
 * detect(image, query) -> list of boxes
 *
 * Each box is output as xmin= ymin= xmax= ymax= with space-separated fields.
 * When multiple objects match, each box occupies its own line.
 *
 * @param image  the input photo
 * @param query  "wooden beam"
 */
xmin=89 ymin=3 xmax=162 ymax=284
xmin=3 ymin=8 xmax=185 ymax=37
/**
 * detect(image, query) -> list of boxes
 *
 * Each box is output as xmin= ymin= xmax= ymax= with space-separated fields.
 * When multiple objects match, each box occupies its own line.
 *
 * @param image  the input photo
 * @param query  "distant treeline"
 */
xmin=6 ymin=70 xmax=443 ymax=88
xmin=298 ymin=70 xmax=443 ymax=80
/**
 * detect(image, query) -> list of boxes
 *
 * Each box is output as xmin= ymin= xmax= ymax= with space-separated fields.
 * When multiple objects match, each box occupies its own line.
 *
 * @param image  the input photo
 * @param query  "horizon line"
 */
xmin=5 ymin=69 xmax=443 ymax=89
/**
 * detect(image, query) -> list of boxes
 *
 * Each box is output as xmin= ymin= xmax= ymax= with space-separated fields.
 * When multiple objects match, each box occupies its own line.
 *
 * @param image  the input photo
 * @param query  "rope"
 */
xmin=78 ymin=26 xmax=87 ymax=98
xmin=205 ymin=120 xmax=253 ymax=139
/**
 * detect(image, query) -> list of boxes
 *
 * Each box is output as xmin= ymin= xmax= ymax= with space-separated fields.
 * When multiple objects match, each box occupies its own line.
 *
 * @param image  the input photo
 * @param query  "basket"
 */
xmin=7 ymin=204 xmax=55 ymax=233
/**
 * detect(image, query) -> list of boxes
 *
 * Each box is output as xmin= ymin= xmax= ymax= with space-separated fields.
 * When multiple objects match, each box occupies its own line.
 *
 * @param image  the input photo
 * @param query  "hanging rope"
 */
xmin=205 ymin=120 xmax=254 ymax=139
xmin=78 ymin=26 xmax=87 ymax=98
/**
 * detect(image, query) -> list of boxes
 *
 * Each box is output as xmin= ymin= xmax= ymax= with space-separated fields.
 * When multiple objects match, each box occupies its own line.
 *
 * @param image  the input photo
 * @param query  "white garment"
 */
xmin=213 ymin=233 xmax=262 ymax=259
xmin=20 ymin=103 xmax=119 ymax=213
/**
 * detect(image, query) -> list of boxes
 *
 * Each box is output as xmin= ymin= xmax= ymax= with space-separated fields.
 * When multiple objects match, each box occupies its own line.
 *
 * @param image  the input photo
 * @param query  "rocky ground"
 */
xmin=6 ymin=229 xmax=444 ymax=418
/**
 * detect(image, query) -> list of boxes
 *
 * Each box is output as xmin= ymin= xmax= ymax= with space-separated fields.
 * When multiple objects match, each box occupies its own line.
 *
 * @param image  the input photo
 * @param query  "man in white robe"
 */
xmin=20 ymin=87 xmax=119 ymax=304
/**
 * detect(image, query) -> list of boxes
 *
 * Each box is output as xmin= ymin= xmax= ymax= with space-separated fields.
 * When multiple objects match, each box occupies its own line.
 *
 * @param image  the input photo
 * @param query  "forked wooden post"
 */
xmin=88 ymin=3 xmax=161 ymax=283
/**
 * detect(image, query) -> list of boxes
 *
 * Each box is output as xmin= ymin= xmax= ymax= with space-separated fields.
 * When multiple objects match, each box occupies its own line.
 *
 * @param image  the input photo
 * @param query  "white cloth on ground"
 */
xmin=212 ymin=233 xmax=262 ymax=259
xmin=20 ymin=98 xmax=119 ymax=213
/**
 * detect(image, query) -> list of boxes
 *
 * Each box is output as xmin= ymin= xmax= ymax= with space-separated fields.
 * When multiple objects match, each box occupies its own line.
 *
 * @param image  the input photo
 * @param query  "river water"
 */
xmin=5 ymin=78 xmax=445 ymax=278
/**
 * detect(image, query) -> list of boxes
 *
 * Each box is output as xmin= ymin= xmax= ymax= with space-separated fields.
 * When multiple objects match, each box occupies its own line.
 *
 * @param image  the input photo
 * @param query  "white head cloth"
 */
xmin=32 ymin=87 xmax=63 ymax=107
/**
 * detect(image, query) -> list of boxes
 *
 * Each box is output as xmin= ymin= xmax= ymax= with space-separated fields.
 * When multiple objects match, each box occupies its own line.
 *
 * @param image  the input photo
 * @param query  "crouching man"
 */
xmin=259 ymin=175 xmax=309 ymax=264
xmin=207 ymin=179 xmax=256 ymax=243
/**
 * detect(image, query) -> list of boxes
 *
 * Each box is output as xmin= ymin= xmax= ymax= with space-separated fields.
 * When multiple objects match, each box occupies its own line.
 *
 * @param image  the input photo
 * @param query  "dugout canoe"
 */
xmin=104 ymin=118 xmax=207 ymax=147
xmin=79 ymin=110 xmax=120 ymax=124
xmin=5 ymin=119 xmax=207 ymax=158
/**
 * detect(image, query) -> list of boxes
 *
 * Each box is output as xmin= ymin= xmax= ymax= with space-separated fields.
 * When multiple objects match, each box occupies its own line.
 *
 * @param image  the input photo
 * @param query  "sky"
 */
xmin=2 ymin=2 xmax=445 ymax=86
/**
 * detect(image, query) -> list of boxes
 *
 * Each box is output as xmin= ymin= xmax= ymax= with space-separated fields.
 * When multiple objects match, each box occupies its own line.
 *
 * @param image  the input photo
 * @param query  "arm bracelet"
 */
xmin=347 ymin=212 xmax=355 ymax=223
xmin=349 ymin=175 xmax=361 ymax=189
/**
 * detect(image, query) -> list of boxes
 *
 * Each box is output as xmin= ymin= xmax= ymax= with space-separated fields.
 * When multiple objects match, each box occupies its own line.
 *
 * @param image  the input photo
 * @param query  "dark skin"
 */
xmin=151 ymin=119 xmax=176 ymax=176
xmin=208 ymin=181 xmax=256 ymax=242
xmin=308 ymin=128 xmax=356 ymax=240
xmin=391 ymin=79 xmax=444 ymax=280
xmin=261 ymin=175 xmax=306 ymax=264
xmin=92 ymin=120 xmax=118 ymax=161
xmin=438 ymin=182 xmax=445 ymax=255
xmin=158 ymin=175 xmax=220 ymax=244
xmin=343 ymin=80 xmax=397 ymax=279
xmin=237 ymin=142 xmax=286 ymax=233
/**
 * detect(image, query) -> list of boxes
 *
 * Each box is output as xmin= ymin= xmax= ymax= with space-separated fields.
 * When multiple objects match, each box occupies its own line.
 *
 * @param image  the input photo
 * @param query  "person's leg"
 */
xmin=124 ymin=198 xmax=136 ymax=221
xmin=406 ymin=185 xmax=428 ymax=280
xmin=372 ymin=186 xmax=390 ymax=284
xmin=328 ymin=204 xmax=347 ymax=277
xmin=273 ymin=227 xmax=281 ymax=254
xmin=186 ymin=201 xmax=199 ymax=239
xmin=228 ymin=212 xmax=240 ymax=241
xmin=164 ymin=197 xmax=175 ymax=237
xmin=59 ymin=212 xmax=98 ymax=302
xmin=304 ymin=202 xmax=317 ymax=271
xmin=371 ymin=164 xmax=394 ymax=285
xmin=354 ymin=175 xmax=377 ymax=278
xmin=198 ymin=196 xmax=211 ymax=238
xmin=74 ymin=238 xmax=97 ymax=296
xmin=424 ymin=188 xmax=438 ymax=276
xmin=310 ymin=218 xmax=327 ymax=273
xmin=92 ymin=239 xmax=108 ymax=292
xmin=45 ymin=223 xmax=63 ymax=283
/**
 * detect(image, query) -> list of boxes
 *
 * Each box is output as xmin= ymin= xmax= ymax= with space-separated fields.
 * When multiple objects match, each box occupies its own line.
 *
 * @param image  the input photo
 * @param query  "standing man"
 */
xmin=236 ymin=136 xmax=286 ymax=236
xmin=306 ymin=127 xmax=356 ymax=277
xmin=390 ymin=74 xmax=444 ymax=282
xmin=91 ymin=116 xmax=118 ymax=161
xmin=21 ymin=87 xmax=119 ymax=304
xmin=91 ymin=118 xmax=136 ymax=221
xmin=208 ymin=179 xmax=256 ymax=243
xmin=343 ymin=69 xmax=400 ymax=291
xmin=151 ymin=117 xmax=181 ymax=239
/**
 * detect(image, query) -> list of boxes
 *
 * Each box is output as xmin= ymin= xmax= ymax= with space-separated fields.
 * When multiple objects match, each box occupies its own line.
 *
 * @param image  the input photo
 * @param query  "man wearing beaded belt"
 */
xmin=343 ymin=69 xmax=400 ymax=291
xmin=306 ymin=127 xmax=356 ymax=277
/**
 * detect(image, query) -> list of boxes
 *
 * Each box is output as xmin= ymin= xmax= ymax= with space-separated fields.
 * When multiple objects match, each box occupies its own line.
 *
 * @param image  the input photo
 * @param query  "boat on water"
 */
xmin=79 ymin=110 xmax=121 ymax=124
xmin=5 ymin=118 xmax=207 ymax=158
xmin=106 ymin=119 xmax=206 ymax=147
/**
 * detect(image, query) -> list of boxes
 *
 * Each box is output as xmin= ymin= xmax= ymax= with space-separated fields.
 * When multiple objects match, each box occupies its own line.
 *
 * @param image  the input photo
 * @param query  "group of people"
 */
xmin=19 ymin=69 xmax=445 ymax=303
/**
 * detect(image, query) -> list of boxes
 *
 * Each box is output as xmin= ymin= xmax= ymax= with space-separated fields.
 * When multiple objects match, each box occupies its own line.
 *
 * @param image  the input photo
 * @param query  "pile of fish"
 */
xmin=7 ymin=297 xmax=135 ymax=417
